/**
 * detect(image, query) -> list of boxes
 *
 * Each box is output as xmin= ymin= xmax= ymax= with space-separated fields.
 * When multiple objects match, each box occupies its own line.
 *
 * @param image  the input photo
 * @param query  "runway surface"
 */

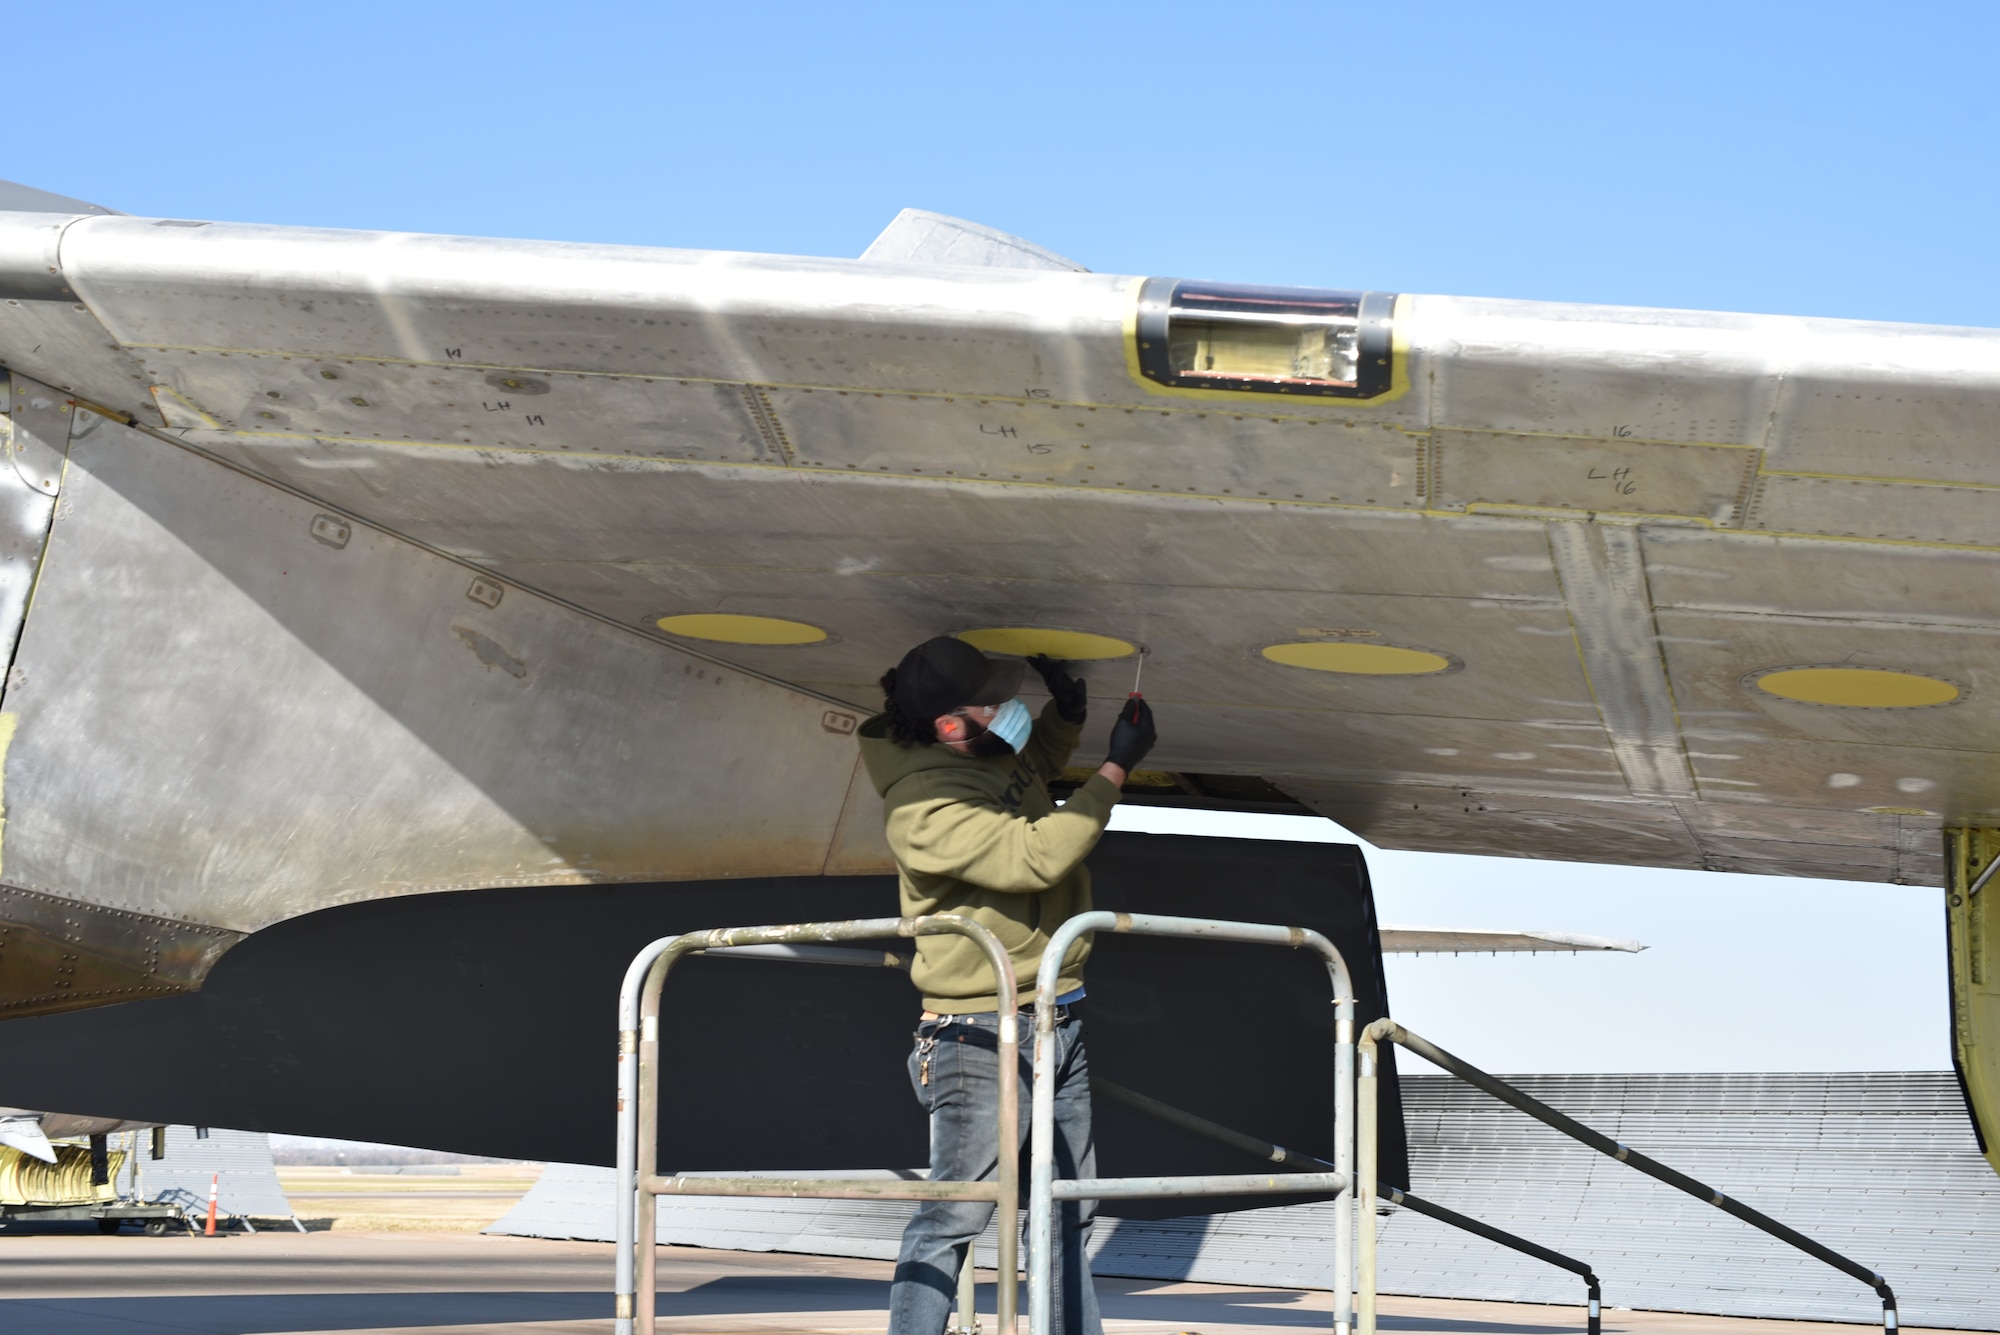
xmin=0 ymin=1232 xmax=1920 ymax=1335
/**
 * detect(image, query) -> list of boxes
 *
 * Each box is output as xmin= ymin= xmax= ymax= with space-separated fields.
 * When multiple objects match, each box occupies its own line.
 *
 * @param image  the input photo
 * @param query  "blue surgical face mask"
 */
xmin=985 ymin=697 xmax=1034 ymax=755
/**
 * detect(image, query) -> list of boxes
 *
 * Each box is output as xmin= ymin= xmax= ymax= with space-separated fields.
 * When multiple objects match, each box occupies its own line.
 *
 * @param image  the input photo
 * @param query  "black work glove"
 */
xmin=1105 ymin=696 xmax=1157 ymax=773
xmin=1027 ymin=654 xmax=1088 ymax=725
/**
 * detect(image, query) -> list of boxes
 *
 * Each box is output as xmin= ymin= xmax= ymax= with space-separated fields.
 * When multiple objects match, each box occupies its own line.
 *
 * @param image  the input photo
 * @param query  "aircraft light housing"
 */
xmin=1136 ymin=278 xmax=1397 ymax=399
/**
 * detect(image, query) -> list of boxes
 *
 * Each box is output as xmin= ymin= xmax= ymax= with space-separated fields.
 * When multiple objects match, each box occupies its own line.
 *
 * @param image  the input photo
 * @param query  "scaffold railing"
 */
xmin=1090 ymin=1076 xmax=1602 ymax=1335
xmin=1356 ymin=1019 xmax=1899 ymax=1335
xmin=614 ymin=911 xmax=1357 ymax=1335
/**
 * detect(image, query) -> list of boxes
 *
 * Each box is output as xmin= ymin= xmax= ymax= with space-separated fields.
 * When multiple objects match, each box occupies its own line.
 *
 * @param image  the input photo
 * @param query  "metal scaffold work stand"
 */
xmin=612 ymin=916 xmax=1902 ymax=1335
xmin=613 ymin=911 xmax=1357 ymax=1335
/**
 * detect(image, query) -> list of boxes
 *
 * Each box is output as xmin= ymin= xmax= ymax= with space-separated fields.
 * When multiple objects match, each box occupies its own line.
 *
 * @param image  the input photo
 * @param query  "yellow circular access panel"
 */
xmin=1262 ymin=642 xmax=1456 ymax=675
xmin=1752 ymin=667 xmax=1960 ymax=709
xmin=957 ymin=628 xmax=1136 ymax=660
xmin=655 ymin=613 xmax=828 ymax=646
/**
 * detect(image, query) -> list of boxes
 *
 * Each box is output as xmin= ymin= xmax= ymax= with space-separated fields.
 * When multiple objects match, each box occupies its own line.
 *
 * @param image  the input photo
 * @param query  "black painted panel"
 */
xmin=0 ymin=832 xmax=1405 ymax=1211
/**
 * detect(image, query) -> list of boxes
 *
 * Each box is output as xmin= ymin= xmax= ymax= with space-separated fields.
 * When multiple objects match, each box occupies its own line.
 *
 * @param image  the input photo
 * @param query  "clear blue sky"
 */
xmin=21 ymin=1 xmax=1971 ymax=1073
xmin=22 ymin=1 xmax=2000 ymax=326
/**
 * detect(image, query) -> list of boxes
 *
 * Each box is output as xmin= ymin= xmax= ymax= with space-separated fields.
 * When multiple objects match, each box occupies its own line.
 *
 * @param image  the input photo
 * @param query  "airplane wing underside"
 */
xmin=0 ymin=205 xmax=1995 ymax=1024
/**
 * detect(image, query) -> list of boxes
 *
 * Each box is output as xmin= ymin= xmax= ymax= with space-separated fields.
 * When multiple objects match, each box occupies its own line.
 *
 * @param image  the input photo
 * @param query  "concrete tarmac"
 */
xmin=0 ymin=1231 xmax=1920 ymax=1335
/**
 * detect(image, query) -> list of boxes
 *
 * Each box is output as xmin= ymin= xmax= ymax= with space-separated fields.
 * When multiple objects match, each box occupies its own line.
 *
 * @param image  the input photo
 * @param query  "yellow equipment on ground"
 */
xmin=0 ymin=1141 xmax=125 ymax=1207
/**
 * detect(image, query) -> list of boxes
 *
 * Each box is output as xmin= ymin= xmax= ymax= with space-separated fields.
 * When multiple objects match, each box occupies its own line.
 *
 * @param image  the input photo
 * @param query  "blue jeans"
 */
xmin=888 ymin=1007 xmax=1101 ymax=1335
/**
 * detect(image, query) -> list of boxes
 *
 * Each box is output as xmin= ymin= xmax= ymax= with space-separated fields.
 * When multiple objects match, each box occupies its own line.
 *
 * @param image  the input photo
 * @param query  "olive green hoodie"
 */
xmin=858 ymin=699 xmax=1121 ymax=1012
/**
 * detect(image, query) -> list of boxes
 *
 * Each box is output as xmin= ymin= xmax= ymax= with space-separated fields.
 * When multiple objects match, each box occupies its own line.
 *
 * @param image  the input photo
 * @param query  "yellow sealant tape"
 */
xmin=1262 ymin=642 xmax=1454 ymax=675
xmin=957 ymin=628 xmax=1135 ymax=660
xmin=655 ymin=614 xmax=828 ymax=646
xmin=1754 ymin=667 xmax=1960 ymax=708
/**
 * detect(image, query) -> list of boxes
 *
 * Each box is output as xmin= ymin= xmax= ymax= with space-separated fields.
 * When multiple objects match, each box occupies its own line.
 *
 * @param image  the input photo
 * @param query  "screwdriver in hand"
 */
xmin=1126 ymin=648 xmax=1147 ymax=722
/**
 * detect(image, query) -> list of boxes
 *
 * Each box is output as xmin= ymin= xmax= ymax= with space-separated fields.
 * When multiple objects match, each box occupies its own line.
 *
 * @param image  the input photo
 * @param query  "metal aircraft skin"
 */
xmin=0 ymin=188 xmax=1992 ymax=1166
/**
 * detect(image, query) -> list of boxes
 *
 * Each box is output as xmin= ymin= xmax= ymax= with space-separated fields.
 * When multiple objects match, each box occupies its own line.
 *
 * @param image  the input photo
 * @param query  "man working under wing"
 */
xmin=859 ymin=636 xmax=1157 ymax=1335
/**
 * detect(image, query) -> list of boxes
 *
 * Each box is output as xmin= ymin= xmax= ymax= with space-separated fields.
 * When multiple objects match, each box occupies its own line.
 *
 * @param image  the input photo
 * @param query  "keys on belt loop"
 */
xmin=917 ymin=1032 xmax=938 ymax=1086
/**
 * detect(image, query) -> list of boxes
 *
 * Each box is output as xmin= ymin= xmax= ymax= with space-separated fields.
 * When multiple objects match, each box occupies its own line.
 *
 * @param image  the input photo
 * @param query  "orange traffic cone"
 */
xmin=204 ymin=1173 xmax=218 ymax=1237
